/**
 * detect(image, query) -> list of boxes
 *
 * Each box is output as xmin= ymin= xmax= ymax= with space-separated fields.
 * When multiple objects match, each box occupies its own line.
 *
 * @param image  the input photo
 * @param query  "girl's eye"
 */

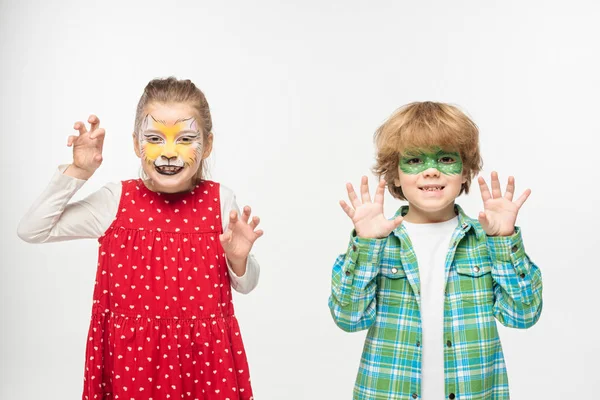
xmin=439 ymin=156 xmax=455 ymax=163
xmin=179 ymin=137 xmax=194 ymax=143
xmin=146 ymin=136 xmax=162 ymax=144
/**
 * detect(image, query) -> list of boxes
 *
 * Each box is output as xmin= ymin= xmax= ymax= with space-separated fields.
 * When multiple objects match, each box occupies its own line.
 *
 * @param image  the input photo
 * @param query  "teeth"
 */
xmin=422 ymin=187 xmax=442 ymax=191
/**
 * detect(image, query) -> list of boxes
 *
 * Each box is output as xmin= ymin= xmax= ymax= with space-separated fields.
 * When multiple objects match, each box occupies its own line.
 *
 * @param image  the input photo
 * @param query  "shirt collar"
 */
xmin=392 ymin=204 xmax=484 ymax=240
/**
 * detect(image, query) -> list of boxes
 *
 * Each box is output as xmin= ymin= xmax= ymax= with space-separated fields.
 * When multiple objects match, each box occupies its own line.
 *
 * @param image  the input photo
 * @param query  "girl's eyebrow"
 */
xmin=143 ymin=130 xmax=199 ymax=136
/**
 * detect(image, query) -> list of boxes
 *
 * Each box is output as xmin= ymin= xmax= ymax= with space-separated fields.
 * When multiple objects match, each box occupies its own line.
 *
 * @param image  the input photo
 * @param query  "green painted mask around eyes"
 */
xmin=399 ymin=149 xmax=463 ymax=175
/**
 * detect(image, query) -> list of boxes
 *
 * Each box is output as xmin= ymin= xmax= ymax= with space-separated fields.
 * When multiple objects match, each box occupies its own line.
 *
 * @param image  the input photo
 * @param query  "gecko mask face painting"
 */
xmin=395 ymin=148 xmax=467 ymax=221
xmin=136 ymin=103 xmax=210 ymax=193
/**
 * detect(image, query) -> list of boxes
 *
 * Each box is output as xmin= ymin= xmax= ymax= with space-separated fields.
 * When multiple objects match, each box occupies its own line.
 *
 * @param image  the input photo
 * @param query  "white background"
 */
xmin=1 ymin=0 xmax=599 ymax=399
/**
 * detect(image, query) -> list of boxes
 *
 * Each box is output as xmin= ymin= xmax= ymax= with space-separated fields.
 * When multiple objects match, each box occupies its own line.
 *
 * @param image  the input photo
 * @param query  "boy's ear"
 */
xmin=133 ymin=133 xmax=141 ymax=158
xmin=394 ymin=177 xmax=401 ymax=187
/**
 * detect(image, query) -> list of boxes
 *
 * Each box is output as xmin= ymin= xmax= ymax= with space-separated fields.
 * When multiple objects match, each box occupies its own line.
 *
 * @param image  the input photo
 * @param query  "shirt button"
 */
xmin=345 ymin=271 xmax=351 ymax=276
xmin=352 ymin=245 xmax=358 ymax=252
xmin=461 ymin=223 xmax=468 ymax=229
xmin=449 ymin=394 xmax=456 ymax=399
xmin=416 ymin=340 xmax=421 ymax=347
xmin=473 ymin=265 xmax=480 ymax=273
xmin=511 ymin=245 xmax=518 ymax=253
xmin=391 ymin=267 xmax=398 ymax=274
xmin=519 ymin=272 xmax=526 ymax=278
xmin=446 ymin=340 xmax=452 ymax=347
xmin=412 ymin=393 xmax=418 ymax=399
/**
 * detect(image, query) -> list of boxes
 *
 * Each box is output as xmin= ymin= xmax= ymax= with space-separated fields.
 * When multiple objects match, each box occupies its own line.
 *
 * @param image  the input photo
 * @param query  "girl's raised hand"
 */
xmin=220 ymin=206 xmax=263 ymax=268
xmin=65 ymin=115 xmax=106 ymax=179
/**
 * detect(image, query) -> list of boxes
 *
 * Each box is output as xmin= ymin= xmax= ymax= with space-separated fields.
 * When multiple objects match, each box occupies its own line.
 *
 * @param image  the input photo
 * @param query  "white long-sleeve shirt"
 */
xmin=17 ymin=165 xmax=260 ymax=294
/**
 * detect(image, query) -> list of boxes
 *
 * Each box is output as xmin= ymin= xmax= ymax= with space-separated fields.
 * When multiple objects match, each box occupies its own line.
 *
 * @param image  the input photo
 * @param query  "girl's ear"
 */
xmin=133 ymin=133 xmax=141 ymax=158
xmin=202 ymin=133 xmax=214 ymax=159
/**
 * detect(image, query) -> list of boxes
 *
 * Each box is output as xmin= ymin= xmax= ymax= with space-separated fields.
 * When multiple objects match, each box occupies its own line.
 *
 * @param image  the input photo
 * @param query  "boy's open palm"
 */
xmin=478 ymin=171 xmax=531 ymax=237
xmin=340 ymin=176 xmax=403 ymax=239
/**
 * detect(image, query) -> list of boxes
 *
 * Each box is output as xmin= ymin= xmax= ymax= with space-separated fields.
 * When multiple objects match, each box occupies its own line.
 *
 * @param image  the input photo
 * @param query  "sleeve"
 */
xmin=17 ymin=165 xmax=121 ymax=243
xmin=328 ymin=232 xmax=386 ymax=332
xmin=219 ymin=185 xmax=260 ymax=295
xmin=486 ymin=227 xmax=543 ymax=329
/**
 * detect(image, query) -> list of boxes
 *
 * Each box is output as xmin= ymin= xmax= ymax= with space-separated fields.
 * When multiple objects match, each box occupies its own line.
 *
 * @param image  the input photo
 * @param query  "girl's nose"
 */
xmin=161 ymin=154 xmax=178 ymax=161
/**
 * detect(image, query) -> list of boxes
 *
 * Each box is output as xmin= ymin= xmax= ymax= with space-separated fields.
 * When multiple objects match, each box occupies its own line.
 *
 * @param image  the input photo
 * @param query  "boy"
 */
xmin=329 ymin=102 xmax=542 ymax=400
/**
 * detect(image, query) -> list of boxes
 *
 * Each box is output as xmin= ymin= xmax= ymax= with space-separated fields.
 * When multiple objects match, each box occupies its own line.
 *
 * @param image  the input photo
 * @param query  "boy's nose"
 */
xmin=422 ymin=167 xmax=440 ymax=177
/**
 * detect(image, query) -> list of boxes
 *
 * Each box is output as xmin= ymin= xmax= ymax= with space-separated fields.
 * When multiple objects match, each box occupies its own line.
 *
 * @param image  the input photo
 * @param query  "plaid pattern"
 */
xmin=329 ymin=205 xmax=543 ymax=400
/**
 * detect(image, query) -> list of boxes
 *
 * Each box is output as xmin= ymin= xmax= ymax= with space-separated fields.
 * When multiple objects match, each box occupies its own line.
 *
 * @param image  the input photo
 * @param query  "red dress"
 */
xmin=82 ymin=179 xmax=253 ymax=400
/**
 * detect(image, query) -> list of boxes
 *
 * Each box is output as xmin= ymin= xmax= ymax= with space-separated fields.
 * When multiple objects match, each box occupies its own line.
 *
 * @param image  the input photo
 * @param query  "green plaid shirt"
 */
xmin=329 ymin=205 xmax=543 ymax=400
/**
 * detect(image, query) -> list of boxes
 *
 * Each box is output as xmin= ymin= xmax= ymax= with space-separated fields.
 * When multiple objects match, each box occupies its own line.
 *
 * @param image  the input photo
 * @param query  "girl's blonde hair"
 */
xmin=134 ymin=77 xmax=212 ymax=182
xmin=373 ymin=101 xmax=482 ymax=200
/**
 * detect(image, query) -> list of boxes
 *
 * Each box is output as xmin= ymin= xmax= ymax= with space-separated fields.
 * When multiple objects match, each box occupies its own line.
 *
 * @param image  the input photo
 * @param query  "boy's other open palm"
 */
xmin=477 ymin=171 xmax=531 ymax=237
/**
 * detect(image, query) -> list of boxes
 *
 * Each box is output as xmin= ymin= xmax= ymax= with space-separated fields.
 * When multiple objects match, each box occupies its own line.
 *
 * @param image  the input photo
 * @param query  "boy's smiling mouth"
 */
xmin=419 ymin=184 xmax=445 ymax=192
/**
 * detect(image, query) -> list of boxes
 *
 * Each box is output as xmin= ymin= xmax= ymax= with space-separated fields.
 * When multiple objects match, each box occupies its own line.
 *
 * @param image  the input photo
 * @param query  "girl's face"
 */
xmin=394 ymin=148 xmax=467 ymax=223
xmin=134 ymin=102 xmax=212 ymax=193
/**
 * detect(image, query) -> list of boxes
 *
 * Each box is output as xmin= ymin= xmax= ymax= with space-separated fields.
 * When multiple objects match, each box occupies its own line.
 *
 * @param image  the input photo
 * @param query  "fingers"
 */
xmin=514 ymin=188 xmax=531 ymax=209
xmin=90 ymin=127 xmax=105 ymax=140
xmin=219 ymin=230 xmax=233 ymax=244
xmin=346 ymin=182 xmax=360 ymax=209
xmin=249 ymin=216 xmax=260 ymax=230
xmin=88 ymin=115 xmax=100 ymax=132
xmin=254 ymin=229 xmax=264 ymax=239
xmin=74 ymin=121 xmax=87 ymax=135
xmin=391 ymin=215 xmax=403 ymax=229
xmin=229 ymin=210 xmax=239 ymax=225
xmin=373 ymin=178 xmax=386 ymax=205
xmin=339 ymin=200 xmax=355 ymax=219
xmin=504 ymin=176 xmax=515 ymax=201
xmin=491 ymin=171 xmax=502 ymax=198
xmin=67 ymin=135 xmax=78 ymax=147
xmin=360 ymin=176 xmax=371 ymax=203
xmin=478 ymin=176 xmax=492 ymax=202
xmin=477 ymin=211 xmax=490 ymax=232
xmin=240 ymin=206 xmax=251 ymax=223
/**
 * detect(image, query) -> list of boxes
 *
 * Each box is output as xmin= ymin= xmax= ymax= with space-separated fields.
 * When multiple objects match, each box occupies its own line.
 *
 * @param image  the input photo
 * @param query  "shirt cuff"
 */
xmin=57 ymin=164 xmax=89 ymax=185
xmin=486 ymin=227 xmax=528 ymax=275
xmin=343 ymin=231 xmax=387 ymax=277
xmin=226 ymin=255 xmax=259 ymax=294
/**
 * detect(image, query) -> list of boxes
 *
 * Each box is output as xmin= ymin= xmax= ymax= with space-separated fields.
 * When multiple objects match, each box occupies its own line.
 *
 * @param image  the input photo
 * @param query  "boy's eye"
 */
xmin=405 ymin=158 xmax=422 ymax=165
xmin=439 ymin=156 xmax=456 ymax=163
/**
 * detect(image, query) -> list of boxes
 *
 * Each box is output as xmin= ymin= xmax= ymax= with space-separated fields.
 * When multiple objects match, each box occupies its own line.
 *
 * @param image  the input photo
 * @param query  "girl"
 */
xmin=18 ymin=77 xmax=261 ymax=399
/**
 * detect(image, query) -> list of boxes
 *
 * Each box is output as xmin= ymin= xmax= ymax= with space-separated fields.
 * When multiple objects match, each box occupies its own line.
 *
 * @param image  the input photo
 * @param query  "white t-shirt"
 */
xmin=403 ymin=217 xmax=458 ymax=400
xmin=17 ymin=165 xmax=260 ymax=294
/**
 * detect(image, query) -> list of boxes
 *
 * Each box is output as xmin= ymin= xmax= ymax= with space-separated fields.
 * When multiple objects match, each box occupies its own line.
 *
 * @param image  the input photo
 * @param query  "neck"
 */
xmin=403 ymin=202 xmax=457 ymax=224
xmin=144 ymin=179 xmax=195 ymax=194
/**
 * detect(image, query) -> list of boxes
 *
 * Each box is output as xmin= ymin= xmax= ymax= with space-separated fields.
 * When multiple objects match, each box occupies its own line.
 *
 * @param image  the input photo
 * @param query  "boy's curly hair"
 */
xmin=373 ymin=101 xmax=482 ymax=200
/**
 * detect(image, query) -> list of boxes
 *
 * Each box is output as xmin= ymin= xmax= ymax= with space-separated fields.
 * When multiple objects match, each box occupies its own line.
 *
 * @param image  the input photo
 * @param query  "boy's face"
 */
xmin=394 ymin=148 xmax=467 ymax=221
